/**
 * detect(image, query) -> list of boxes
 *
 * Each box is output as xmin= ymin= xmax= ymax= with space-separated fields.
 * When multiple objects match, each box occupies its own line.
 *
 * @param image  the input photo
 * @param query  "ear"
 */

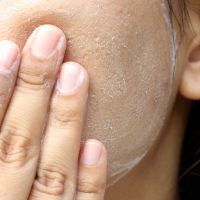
xmin=179 ymin=2 xmax=200 ymax=100
xmin=179 ymin=37 xmax=200 ymax=100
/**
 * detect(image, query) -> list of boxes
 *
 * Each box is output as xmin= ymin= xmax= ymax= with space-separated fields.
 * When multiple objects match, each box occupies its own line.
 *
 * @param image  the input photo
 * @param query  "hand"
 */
xmin=0 ymin=24 xmax=107 ymax=200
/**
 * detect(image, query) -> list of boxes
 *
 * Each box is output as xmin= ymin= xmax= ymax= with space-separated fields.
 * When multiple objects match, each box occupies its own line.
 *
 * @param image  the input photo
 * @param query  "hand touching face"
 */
xmin=0 ymin=0 xmax=182 ymax=184
xmin=0 ymin=25 xmax=108 ymax=200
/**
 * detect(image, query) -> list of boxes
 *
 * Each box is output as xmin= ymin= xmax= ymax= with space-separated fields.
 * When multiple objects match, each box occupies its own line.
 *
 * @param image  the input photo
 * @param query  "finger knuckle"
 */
xmin=33 ymin=165 xmax=68 ymax=196
xmin=78 ymin=179 xmax=104 ymax=194
xmin=0 ymin=125 xmax=37 ymax=167
xmin=17 ymin=72 xmax=54 ymax=91
xmin=17 ymin=55 xmax=57 ymax=90
xmin=51 ymin=100 xmax=82 ymax=126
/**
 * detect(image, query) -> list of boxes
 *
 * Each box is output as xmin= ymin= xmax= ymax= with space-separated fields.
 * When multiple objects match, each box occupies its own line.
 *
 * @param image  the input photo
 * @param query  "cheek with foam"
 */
xmin=0 ymin=0 xmax=179 ymax=186
xmin=103 ymin=1 xmax=179 ymax=186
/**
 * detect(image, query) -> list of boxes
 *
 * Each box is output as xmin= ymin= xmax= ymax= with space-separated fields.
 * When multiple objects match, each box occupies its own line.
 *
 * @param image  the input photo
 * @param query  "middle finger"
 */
xmin=29 ymin=62 xmax=89 ymax=200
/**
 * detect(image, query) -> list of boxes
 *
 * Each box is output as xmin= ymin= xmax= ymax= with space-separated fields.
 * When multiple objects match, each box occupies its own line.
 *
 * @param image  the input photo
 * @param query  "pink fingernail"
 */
xmin=31 ymin=26 xmax=62 ymax=57
xmin=80 ymin=140 xmax=102 ymax=166
xmin=57 ymin=62 xmax=85 ymax=95
xmin=0 ymin=41 xmax=19 ymax=69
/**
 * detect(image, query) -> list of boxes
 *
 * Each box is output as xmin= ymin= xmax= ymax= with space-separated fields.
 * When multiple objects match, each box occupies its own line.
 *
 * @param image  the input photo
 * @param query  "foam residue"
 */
xmin=161 ymin=0 xmax=179 ymax=81
xmin=107 ymin=151 xmax=148 ymax=187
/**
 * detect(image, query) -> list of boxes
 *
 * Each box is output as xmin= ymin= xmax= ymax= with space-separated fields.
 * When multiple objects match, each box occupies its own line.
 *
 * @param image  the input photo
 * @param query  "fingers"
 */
xmin=0 ymin=41 xmax=20 ymax=125
xmin=0 ymin=25 xmax=66 ymax=200
xmin=29 ymin=62 xmax=89 ymax=200
xmin=0 ymin=25 xmax=107 ymax=200
xmin=76 ymin=140 xmax=107 ymax=200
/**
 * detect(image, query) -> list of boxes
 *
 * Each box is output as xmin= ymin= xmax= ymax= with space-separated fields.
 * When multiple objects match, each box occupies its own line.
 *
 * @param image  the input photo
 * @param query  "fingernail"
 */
xmin=80 ymin=140 xmax=102 ymax=166
xmin=57 ymin=62 xmax=85 ymax=95
xmin=0 ymin=41 xmax=19 ymax=69
xmin=31 ymin=26 xmax=62 ymax=57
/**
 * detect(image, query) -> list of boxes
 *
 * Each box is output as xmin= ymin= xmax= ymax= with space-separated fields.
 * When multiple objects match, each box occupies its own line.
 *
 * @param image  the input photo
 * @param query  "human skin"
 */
xmin=0 ymin=0 xmax=199 ymax=199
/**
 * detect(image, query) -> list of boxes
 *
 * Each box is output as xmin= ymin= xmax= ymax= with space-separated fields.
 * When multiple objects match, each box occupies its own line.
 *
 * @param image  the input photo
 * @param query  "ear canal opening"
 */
xmin=189 ymin=45 xmax=200 ymax=62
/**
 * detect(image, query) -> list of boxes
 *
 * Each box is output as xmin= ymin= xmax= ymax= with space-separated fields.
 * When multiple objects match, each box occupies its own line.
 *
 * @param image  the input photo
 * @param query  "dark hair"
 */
xmin=167 ymin=1 xmax=200 ymax=199
xmin=179 ymin=102 xmax=200 ymax=200
xmin=167 ymin=0 xmax=190 ymax=35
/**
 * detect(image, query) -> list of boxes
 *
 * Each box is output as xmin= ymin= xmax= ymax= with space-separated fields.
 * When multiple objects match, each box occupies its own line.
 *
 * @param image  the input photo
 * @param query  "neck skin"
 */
xmin=105 ymin=96 xmax=190 ymax=200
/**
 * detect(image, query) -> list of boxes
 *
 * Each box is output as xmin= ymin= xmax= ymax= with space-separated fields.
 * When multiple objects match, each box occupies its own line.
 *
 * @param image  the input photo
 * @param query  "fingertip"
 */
xmin=80 ymin=139 xmax=107 ymax=166
xmin=77 ymin=139 xmax=107 ymax=199
xmin=0 ymin=40 xmax=20 ymax=71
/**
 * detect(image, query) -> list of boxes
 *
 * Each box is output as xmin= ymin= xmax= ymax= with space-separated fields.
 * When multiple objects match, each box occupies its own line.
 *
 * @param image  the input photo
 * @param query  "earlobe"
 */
xmin=179 ymin=38 xmax=200 ymax=100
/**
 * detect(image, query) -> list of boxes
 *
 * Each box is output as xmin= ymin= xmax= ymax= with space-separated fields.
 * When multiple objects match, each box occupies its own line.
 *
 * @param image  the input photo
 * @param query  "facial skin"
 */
xmin=0 ymin=0 xmax=188 ymax=185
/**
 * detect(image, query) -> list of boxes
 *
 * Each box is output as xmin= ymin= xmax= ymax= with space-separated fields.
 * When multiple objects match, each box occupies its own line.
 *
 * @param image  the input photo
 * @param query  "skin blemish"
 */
xmin=154 ymin=94 xmax=161 ymax=104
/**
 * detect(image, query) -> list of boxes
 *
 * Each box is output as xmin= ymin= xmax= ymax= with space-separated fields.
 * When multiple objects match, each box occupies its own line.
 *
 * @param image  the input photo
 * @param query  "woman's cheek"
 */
xmin=0 ymin=0 xmax=178 ymax=184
